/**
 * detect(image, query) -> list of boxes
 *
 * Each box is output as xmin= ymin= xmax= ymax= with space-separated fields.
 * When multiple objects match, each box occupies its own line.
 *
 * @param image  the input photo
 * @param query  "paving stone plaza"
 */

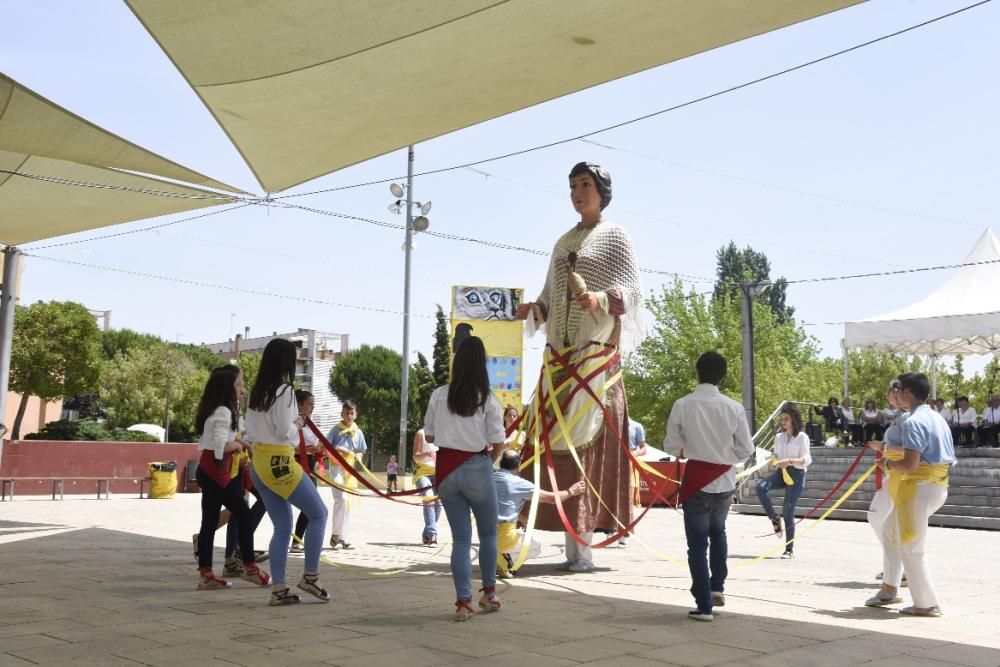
xmin=1 ymin=490 xmax=996 ymax=666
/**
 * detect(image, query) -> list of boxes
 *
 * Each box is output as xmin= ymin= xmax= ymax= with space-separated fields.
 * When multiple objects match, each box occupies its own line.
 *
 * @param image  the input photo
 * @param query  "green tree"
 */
xmin=234 ymin=352 xmax=262 ymax=395
xmin=100 ymin=327 xmax=161 ymax=360
xmin=844 ymin=350 xmax=922 ymax=408
xmin=410 ymin=352 xmax=436 ymax=435
xmin=100 ymin=343 xmax=196 ymax=440
xmin=9 ymin=301 xmax=102 ymax=439
xmin=625 ymin=281 xmax=839 ymax=444
xmin=713 ymin=242 xmax=794 ymax=323
xmin=432 ymin=304 xmax=451 ymax=386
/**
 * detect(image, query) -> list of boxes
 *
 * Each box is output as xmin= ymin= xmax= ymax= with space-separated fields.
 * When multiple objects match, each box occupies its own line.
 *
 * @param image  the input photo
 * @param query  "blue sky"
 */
xmin=2 ymin=1 xmax=998 ymax=391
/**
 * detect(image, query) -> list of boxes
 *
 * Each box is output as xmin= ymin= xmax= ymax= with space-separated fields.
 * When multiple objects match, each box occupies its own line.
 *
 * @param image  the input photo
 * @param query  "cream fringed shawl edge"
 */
xmin=535 ymin=222 xmax=645 ymax=354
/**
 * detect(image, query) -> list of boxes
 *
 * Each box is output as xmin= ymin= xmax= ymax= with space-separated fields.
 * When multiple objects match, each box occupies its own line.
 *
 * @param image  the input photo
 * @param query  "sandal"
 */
xmin=223 ymin=560 xmax=244 ymax=578
xmin=771 ymin=517 xmax=783 ymax=536
xmin=269 ymin=588 xmax=302 ymax=606
xmin=865 ymin=591 xmax=902 ymax=607
xmin=478 ymin=586 xmax=501 ymax=611
xmin=242 ymin=563 xmax=271 ymax=587
xmin=297 ymin=573 xmax=331 ymax=602
xmin=454 ymin=599 xmax=475 ymax=621
xmin=900 ymin=605 xmax=943 ymax=617
xmin=197 ymin=568 xmax=232 ymax=590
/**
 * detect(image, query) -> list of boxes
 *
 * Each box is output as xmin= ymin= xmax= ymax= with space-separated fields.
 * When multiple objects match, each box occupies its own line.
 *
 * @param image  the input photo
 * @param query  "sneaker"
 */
xmin=478 ymin=587 xmax=501 ymax=612
xmin=618 ymin=538 xmax=628 ymax=547
xmin=688 ymin=610 xmax=713 ymax=622
xmin=554 ymin=561 xmax=574 ymax=571
xmin=900 ymin=605 xmax=943 ymax=617
xmin=222 ymin=560 xmax=244 ymax=578
xmin=454 ymin=599 xmax=475 ymax=621
xmin=269 ymin=588 xmax=302 ymax=606
xmin=241 ymin=563 xmax=271 ymax=587
xmin=568 ymin=561 xmax=594 ymax=573
xmin=711 ymin=591 xmax=725 ymax=607
xmin=780 ymin=551 xmax=794 ymax=559
xmin=197 ymin=569 xmax=232 ymax=590
xmin=865 ymin=591 xmax=902 ymax=607
xmin=297 ymin=574 xmax=331 ymax=602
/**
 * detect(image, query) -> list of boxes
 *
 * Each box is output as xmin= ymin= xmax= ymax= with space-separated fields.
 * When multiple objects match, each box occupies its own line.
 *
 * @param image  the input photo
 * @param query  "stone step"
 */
xmin=758 ymin=488 xmax=1000 ymax=507
xmin=737 ymin=496 xmax=1000 ymax=518
xmin=732 ymin=504 xmax=1000 ymax=530
xmin=803 ymin=447 xmax=1000 ymax=459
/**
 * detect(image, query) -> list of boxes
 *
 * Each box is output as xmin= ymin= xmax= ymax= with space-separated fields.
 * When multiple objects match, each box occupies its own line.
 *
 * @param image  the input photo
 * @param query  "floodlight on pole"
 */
xmin=389 ymin=183 xmax=405 ymax=198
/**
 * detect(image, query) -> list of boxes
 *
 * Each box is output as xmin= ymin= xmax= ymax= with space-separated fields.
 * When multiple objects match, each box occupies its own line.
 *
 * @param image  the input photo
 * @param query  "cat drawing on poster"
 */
xmin=453 ymin=286 xmax=518 ymax=321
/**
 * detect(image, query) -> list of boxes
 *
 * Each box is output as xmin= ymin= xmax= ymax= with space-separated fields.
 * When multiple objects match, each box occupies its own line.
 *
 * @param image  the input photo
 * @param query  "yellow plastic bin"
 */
xmin=148 ymin=461 xmax=178 ymax=499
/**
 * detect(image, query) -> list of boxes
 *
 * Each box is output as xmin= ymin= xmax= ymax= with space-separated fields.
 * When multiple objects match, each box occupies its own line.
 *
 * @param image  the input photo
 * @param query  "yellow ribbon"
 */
xmin=887 ymin=462 xmax=949 ymax=544
xmin=251 ymin=444 xmax=302 ymax=499
xmin=230 ymin=450 xmax=248 ymax=480
xmin=770 ymin=458 xmax=795 ymax=486
xmin=412 ymin=461 xmax=436 ymax=483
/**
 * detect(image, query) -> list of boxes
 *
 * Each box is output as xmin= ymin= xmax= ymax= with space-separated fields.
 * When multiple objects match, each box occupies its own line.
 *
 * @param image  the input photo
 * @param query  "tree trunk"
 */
xmin=11 ymin=392 xmax=30 ymax=440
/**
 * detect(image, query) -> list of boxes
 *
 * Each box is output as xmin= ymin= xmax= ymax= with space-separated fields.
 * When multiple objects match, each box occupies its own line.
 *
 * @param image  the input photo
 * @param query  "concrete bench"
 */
xmin=1 ymin=476 xmax=149 ymax=501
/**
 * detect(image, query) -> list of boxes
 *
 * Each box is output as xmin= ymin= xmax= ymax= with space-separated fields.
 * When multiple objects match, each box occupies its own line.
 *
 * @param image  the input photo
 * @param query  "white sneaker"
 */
xmin=711 ymin=591 xmax=725 ymax=607
xmin=567 ymin=561 xmax=594 ymax=573
xmin=618 ymin=538 xmax=628 ymax=547
xmin=688 ymin=610 xmax=713 ymax=622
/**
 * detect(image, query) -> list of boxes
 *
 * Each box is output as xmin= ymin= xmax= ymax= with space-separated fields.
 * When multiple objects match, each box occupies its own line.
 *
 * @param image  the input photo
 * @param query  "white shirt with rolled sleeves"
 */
xmin=773 ymin=431 xmax=812 ymax=470
xmin=954 ymin=407 xmax=977 ymax=426
xmin=245 ymin=385 xmax=299 ymax=446
xmin=423 ymin=385 xmax=505 ymax=452
xmin=663 ymin=383 xmax=755 ymax=493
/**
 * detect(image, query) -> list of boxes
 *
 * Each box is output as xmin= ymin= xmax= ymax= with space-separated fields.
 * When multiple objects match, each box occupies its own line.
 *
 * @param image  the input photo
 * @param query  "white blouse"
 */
xmin=245 ymin=385 xmax=299 ymax=446
xmin=423 ymin=386 xmax=505 ymax=452
xmin=774 ymin=431 xmax=812 ymax=470
xmin=198 ymin=406 xmax=236 ymax=460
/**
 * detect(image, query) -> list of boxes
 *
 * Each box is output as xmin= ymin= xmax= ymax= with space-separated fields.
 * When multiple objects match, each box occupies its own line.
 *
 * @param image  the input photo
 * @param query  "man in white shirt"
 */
xmin=841 ymin=397 xmax=863 ymax=446
xmin=950 ymin=396 xmax=977 ymax=447
xmin=663 ymin=351 xmax=755 ymax=622
xmin=935 ymin=399 xmax=950 ymax=424
xmin=978 ymin=395 xmax=1000 ymax=447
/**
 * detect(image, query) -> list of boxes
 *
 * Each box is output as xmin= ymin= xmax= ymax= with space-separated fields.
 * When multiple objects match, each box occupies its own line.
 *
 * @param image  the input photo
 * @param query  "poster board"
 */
xmin=451 ymin=285 xmax=524 ymax=409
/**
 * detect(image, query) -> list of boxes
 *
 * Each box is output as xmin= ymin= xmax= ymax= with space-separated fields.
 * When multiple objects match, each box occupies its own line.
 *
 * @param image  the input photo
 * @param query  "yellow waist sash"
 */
xmin=887 ymin=462 xmax=949 ymax=544
xmin=413 ymin=461 xmax=436 ymax=483
xmin=497 ymin=522 xmax=519 ymax=574
xmin=252 ymin=444 xmax=302 ymax=499
xmin=334 ymin=450 xmax=359 ymax=492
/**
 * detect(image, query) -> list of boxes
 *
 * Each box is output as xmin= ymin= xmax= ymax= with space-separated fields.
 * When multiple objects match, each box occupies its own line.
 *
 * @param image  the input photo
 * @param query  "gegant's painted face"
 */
xmin=570 ymin=173 xmax=602 ymax=218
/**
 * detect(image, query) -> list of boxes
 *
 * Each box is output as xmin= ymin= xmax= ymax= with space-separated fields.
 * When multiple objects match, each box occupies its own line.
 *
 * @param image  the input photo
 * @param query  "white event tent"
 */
xmin=844 ymin=229 xmax=1000 ymax=396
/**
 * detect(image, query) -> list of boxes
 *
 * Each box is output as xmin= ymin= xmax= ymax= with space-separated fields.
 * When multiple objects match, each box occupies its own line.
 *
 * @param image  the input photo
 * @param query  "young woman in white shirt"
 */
xmin=755 ymin=403 xmax=812 ymax=559
xmin=246 ymin=339 xmax=330 ymax=606
xmin=194 ymin=366 xmax=270 ymax=590
xmin=423 ymin=336 xmax=507 ymax=621
xmin=861 ymin=399 xmax=885 ymax=443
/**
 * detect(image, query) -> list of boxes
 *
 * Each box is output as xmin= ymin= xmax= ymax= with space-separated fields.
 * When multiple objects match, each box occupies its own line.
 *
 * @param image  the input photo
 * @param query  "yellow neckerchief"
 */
xmin=251 ymin=443 xmax=302 ymax=499
xmin=335 ymin=420 xmax=359 ymax=438
xmin=887 ymin=461 xmax=949 ymax=544
xmin=413 ymin=460 xmax=436 ymax=482
xmin=229 ymin=450 xmax=249 ymax=479
xmin=496 ymin=522 xmax=519 ymax=574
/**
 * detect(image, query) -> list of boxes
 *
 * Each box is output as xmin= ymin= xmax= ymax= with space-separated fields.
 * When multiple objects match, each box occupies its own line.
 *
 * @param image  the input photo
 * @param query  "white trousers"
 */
xmin=329 ymin=467 xmax=350 ymax=541
xmin=881 ymin=483 xmax=947 ymax=609
xmin=867 ymin=486 xmax=893 ymax=549
xmin=565 ymin=532 xmax=594 ymax=566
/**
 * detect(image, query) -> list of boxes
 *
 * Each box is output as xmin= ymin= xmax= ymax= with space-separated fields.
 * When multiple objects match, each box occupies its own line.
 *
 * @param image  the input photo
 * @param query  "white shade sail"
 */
xmin=0 ymin=73 xmax=244 ymax=245
xmin=125 ymin=0 xmax=863 ymax=193
xmin=844 ymin=229 xmax=1000 ymax=356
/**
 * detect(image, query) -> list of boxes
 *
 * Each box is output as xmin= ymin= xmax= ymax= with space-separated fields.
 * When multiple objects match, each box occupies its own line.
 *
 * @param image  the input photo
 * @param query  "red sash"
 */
xmin=434 ymin=448 xmax=481 ymax=489
xmin=198 ymin=449 xmax=233 ymax=489
xmin=677 ymin=459 xmax=732 ymax=505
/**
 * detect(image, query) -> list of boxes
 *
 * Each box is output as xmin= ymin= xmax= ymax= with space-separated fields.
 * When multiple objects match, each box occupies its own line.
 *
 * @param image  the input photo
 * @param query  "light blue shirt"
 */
xmin=883 ymin=411 xmax=910 ymax=446
xmin=628 ymin=418 xmax=646 ymax=451
xmin=494 ymin=469 xmax=535 ymax=523
xmin=326 ymin=424 xmax=367 ymax=455
xmin=901 ymin=404 xmax=957 ymax=465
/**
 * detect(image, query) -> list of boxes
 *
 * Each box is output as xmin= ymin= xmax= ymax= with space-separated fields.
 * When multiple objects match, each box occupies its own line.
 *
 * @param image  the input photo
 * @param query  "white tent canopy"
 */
xmin=844 ymin=229 xmax=1000 ymax=356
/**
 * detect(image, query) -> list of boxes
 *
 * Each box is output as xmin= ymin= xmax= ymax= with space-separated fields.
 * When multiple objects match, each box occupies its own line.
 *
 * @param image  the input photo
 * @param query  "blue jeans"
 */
xmin=416 ymin=475 xmax=441 ymax=539
xmin=756 ymin=467 xmax=806 ymax=553
xmin=438 ymin=453 xmax=498 ymax=601
xmin=682 ymin=490 xmax=732 ymax=614
xmin=250 ymin=467 xmax=328 ymax=585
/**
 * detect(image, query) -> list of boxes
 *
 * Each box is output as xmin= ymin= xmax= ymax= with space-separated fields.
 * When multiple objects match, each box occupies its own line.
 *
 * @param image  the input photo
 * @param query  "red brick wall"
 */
xmin=0 ymin=440 xmax=200 ymax=496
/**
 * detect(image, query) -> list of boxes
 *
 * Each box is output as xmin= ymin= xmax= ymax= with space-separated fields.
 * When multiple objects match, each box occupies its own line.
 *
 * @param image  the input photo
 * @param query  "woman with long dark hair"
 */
xmin=755 ymin=403 xmax=811 ymax=559
xmin=246 ymin=339 xmax=329 ymax=606
xmin=194 ymin=366 xmax=269 ymax=590
xmin=423 ymin=336 xmax=507 ymax=621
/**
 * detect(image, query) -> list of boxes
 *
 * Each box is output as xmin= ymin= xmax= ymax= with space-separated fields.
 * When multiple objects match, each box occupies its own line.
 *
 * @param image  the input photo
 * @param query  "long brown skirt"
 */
xmin=521 ymin=374 xmax=632 ymax=534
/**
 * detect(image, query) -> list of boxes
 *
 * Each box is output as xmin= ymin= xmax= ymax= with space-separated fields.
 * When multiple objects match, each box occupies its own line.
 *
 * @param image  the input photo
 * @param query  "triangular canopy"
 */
xmin=844 ymin=229 xmax=1000 ymax=355
xmin=126 ymin=0 xmax=862 ymax=193
xmin=0 ymin=73 xmax=244 ymax=245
